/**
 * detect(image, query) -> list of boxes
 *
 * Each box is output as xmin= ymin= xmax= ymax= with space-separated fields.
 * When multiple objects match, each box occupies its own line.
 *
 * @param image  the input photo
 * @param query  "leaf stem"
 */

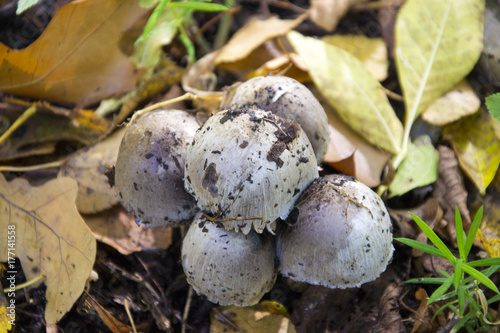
xmin=0 ymin=106 xmax=37 ymax=146
xmin=3 ymin=274 xmax=45 ymax=292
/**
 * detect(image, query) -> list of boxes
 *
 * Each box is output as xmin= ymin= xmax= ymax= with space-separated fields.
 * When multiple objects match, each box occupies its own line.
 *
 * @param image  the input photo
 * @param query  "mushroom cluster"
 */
xmin=113 ymin=76 xmax=394 ymax=307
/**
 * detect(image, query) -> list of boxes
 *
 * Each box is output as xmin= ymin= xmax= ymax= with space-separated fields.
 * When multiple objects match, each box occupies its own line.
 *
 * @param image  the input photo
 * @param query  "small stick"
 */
xmin=124 ymin=299 xmax=138 ymax=333
xmin=381 ymin=86 xmax=404 ymax=102
xmin=0 ymin=105 xmax=37 ymax=145
xmin=181 ymin=286 xmax=194 ymax=333
xmin=3 ymin=274 xmax=45 ymax=292
xmin=0 ymin=160 xmax=66 ymax=172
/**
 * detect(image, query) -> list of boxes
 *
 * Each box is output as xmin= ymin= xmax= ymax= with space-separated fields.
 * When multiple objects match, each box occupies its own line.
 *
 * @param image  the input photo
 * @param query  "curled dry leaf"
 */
xmin=444 ymin=110 xmax=500 ymax=195
xmin=0 ymin=0 xmax=147 ymax=107
xmin=422 ymin=80 xmax=481 ymax=126
xmin=83 ymin=206 xmax=172 ymax=256
xmin=215 ymin=14 xmax=306 ymax=65
xmin=321 ymin=35 xmax=389 ymax=81
xmin=0 ymin=174 xmax=96 ymax=324
xmin=324 ymin=111 xmax=390 ymax=188
xmin=59 ymin=128 xmax=126 ymax=214
xmin=309 ymin=0 xmax=367 ymax=32
xmin=211 ymin=305 xmax=296 ymax=333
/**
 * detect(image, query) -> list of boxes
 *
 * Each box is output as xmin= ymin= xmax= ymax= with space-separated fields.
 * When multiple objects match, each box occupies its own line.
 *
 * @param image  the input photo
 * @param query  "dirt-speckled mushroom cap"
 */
xmin=276 ymin=174 xmax=394 ymax=288
xmin=181 ymin=213 xmax=277 ymax=306
xmin=115 ymin=110 xmax=199 ymax=227
xmin=184 ymin=107 xmax=319 ymax=234
xmin=223 ymin=76 xmax=330 ymax=163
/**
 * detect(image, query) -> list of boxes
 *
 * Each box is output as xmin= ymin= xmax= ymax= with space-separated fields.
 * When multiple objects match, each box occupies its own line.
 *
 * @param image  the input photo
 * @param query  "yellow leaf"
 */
xmin=309 ymin=0 xmax=366 ymax=32
xmin=321 ymin=34 xmax=388 ymax=81
xmin=211 ymin=305 xmax=296 ymax=333
xmin=0 ymin=174 xmax=96 ymax=324
xmin=215 ymin=14 xmax=306 ymax=65
xmin=0 ymin=303 xmax=12 ymax=333
xmin=422 ymin=80 xmax=480 ymax=126
xmin=59 ymin=129 xmax=126 ymax=214
xmin=288 ymin=31 xmax=403 ymax=154
xmin=0 ymin=0 xmax=148 ymax=107
xmin=444 ymin=111 xmax=500 ymax=195
xmin=395 ymin=0 xmax=484 ymax=128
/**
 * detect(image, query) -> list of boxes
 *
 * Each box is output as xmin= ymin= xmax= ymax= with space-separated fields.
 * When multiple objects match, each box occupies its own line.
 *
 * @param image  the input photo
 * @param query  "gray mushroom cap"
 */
xmin=276 ymin=174 xmax=394 ymax=288
xmin=223 ymin=75 xmax=330 ymax=163
xmin=184 ymin=107 xmax=319 ymax=234
xmin=181 ymin=213 xmax=277 ymax=306
xmin=115 ymin=110 xmax=199 ymax=227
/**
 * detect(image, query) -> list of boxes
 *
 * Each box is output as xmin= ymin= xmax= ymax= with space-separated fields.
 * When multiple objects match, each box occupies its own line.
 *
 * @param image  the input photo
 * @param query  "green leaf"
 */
xmin=454 ymin=259 xmax=464 ymax=289
xmin=139 ymin=0 xmax=170 ymax=43
xmin=288 ymin=31 xmax=403 ymax=154
xmin=395 ymin=0 xmax=484 ymax=132
xmin=464 ymin=206 xmax=484 ymax=257
xmin=428 ymin=273 xmax=454 ymax=304
xmin=16 ymin=0 xmax=40 ymax=14
xmin=406 ymin=277 xmax=447 ymax=284
xmin=387 ymin=136 xmax=438 ymax=198
xmin=468 ymin=258 xmax=500 ymax=267
xmin=410 ymin=213 xmax=456 ymax=263
xmin=395 ymin=237 xmax=448 ymax=259
xmin=168 ymin=2 xmax=228 ymax=11
xmin=462 ymin=264 xmax=500 ymax=293
xmin=457 ymin=282 xmax=465 ymax=316
xmin=444 ymin=112 xmax=500 ymax=195
xmin=486 ymin=93 xmax=500 ymax=122
xmin=455 ymin=207 xmax=466 ymax=260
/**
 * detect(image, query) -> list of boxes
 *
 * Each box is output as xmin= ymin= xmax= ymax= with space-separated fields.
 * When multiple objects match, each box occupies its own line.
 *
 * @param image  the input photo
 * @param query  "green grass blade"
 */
xmin=428 ymin=273 xmax=454 ymax=304
xmin=464 ymin=265 xmax=500 ymax=283
xmin=433 ymin=300 xmax=458 ymax=320
xmin=451 ymin=311 xmax=475 ymax=333
xmin=462 ymin=263 xmax=500 ymax=294
xmin=168 ymin=2 xmax=228 ymax=11
xmin=454 ymin=259 xmax=464 ymax=289
xmin=464 ymin=206 xmax=483 ymax=257
xmin=395 ymin=237 xmax=448 ymax=259
xmin=410 ymin=213 xmax=456 ymax=262
xmin=457 ymin=282 xmax=465 ymax=316
xmin=487 ymin=293 xmax=500 ymax=304
xmin=467 ymin=258 xmax=500 ymax=267
xmin=406 ymin=277 xmax=447 ymax=284
xmin=455 ymin=207 xmax=466 ymax=259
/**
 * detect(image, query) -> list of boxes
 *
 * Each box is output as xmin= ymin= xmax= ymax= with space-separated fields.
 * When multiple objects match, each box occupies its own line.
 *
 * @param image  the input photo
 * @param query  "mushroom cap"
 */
xmin=184 ymin=107 xmax=319 ymax=234
xmin=115 ymin=110 xmax=199 ymax=227
xmin=276 ymin=174 xmax=394 ymax=288
xmin=181 ymin=213 xmax=277 ymax=306
xmin=223 ymin=76 xmax=330 ymax=163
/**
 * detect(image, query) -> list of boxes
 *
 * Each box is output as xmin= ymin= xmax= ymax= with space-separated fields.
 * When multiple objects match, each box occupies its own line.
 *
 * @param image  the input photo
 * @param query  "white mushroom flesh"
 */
xmin=115 ymin=110 xmax=199 ymax=227
xmin=224 ymin=75 xmax=330 ymax=163
xmin=276 ymin=174 xmax=394 ymax=288
xmin=184 ymin=107 xmax=319 ymax=234
xmin=182 ymin=213 xmax=277 ymax=306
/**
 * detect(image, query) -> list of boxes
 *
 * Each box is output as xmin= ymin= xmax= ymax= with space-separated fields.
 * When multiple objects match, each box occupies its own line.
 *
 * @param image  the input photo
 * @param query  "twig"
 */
xmin=0 ymin=105 xmax=37 ymax=145
xmin=124 ymin=299 xmax=138 ymax=333
xmin=352 ymin=0 xmax=405 ymax=10
xmin=3 ymin=274 xmax=45 ymax=292
xmin=382 ymin=86 xmax=404 ymax=101
xmin=0 ymin=160 xmax=66 ymax=172
xmin=181 ymin=286 xmax=194 ymax=333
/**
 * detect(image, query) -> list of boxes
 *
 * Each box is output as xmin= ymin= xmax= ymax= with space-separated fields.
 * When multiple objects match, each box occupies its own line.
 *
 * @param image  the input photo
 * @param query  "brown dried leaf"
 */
xmin=372 ymin=283 xmax=405 ymax=333
xmin=309 ymin=0 xmax=366 ymax=32
xmin=422 ymin=80 xmax=480 ymax=126
xmin=83 ymin=206 xmax=172 ymax=255
xmin=59 ymin=129 xmax=125 ymax=214
xmin=211 ymin=305 xmax=296 ymax=333
xmin=0 ymin=174 xmax=96 ymax=324
xmin=215 ymin=15 xmax=306 ymax=65
xmin=324 ymin=112 xmax=390 ymax=187
xmin=0 ymin=0 xmax=147 ymax=107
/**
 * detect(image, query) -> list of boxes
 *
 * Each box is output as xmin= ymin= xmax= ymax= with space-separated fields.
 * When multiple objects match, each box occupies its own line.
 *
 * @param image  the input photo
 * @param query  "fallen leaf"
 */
xmin=324 ymin=114 xmax=390 ymax=188
xmin=288 ymin=31 xmax=403 ymax=154
xmin=373 ymin=283 xmax=405 ymax=333
xmin=387 ymin=136 xmax=439 ymax=198
xmin=485 ymin=92 xmax=500 ymax=123
xmin=469 ymin=168 xmax=500 ymax=258
xmin=58 ymin=129 xmax=125 ymax=214
xmin=215 ymin=14 xmax=306 ymax=65
xmin=211 ymin=305 xmax=296 ymax=333
xmin=0 ymin=288 xmax=12 ymax=333
xmin=253 ymin=53 xmax=310 ymax=83
xmin=0 ymin=0 xmax=148 ymax=107
xmin=395 ymin=0 xmax=484 ymax=132
xmin=422 ymin=80 xmax=481 ymax=126
xmin=321 ymin=34 xmax=389 ymax=81
xmin=309 ymin=0 xmax=366 ymax=32
xmin=0 ymin=174 xmax=96 ymax=324
xmin=16 ymin=0 xmax=40 ymax=15
xmin=443 ymin=110 xmax=500 ymax=195
xmin=83 ymin=206 xmax=172 ymax=255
